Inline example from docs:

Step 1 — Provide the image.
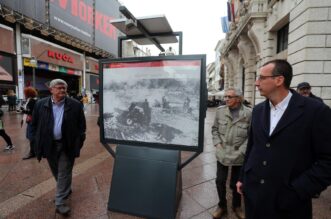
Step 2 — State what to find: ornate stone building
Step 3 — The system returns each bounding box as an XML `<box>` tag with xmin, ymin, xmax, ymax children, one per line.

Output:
<box><xmin>219</xmin><ymin>0</ymin><xmax>331</xmax><ymax>106</ymax></box>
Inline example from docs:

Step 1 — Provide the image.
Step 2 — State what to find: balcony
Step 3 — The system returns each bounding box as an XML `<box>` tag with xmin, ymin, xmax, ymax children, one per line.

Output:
<box><xmin>221</xmin><ymin>0</ymin><xmax>268</xmax><ymax>55</ymax></box>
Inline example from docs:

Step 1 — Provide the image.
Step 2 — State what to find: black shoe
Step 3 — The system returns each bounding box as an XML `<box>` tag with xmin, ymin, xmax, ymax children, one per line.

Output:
<box><xmin>22</xmin><ymin>153</ymin><xmax>36</xmax><ymax>160</ymax></box>
<box><xmin>56</xmin><ymin>204</ymin><xmax>70</xmax><ymax>215</ymax></box>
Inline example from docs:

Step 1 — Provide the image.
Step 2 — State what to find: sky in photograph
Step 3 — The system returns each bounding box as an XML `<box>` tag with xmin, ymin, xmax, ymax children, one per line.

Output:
<box><xmin>119</xmin><ymin>0</ymin><xmax>227</xmax><ymax>64</ymax></box>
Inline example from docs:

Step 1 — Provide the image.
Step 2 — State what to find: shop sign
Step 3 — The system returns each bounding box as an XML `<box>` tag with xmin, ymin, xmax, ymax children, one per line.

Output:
<box><xmin>59</xmin><ymin>66</ymin><xmax>67</xmax><ymax>73</ymax></box>
<box><xmin>66</xmin><ymin>68</ymin><xmax>82</xmax><ymax>76</ymax></box>
<box><xmin>23</xmin><ymin>58</ymin><xmax>37</xmax><ymax>67</ymax></box>
<box><xmin>47</xmin><ymin>50</ymin><xmax>74</xmax><ymax>63</ymax></box>
<box><xmin>38</xmin><ymin>62</ymin><xmax>49</xmax><ymax>70</ymax></box>
<box><xmin>49</xmin><ymin>63</ymin><xmax>59</xmax><ymax>71</ymax></box>
<box><xmin>74</xmin><ymin>70</ymin><xmax>82</xmax><ymax>76</ymax></box>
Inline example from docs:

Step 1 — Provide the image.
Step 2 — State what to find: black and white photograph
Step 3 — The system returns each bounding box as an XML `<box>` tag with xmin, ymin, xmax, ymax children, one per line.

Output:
<box><xmin>101</xmin><ymin>58</ymin><xmax>204</xmax><ymax>148</ymax></box>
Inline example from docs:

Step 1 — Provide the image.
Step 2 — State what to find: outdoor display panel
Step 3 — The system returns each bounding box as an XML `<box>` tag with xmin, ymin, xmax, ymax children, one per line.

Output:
<box><xmin>100</xmin><ymin>55</ymin><xmax>206</xmax><ymax>152</ymax></box>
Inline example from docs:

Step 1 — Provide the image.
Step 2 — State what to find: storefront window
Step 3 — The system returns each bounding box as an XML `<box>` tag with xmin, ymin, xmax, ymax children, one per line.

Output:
<box><xmin>0</xmin><ymin>54</ymin><xmax>14</xmax><ymax>82</ymax></box>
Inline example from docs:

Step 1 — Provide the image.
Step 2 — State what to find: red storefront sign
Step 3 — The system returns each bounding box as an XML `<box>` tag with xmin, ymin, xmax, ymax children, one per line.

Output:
<box><xmin>48</xmin><ymin>50</ymin><xmax>74</xmax><ymax>63</ymax></box>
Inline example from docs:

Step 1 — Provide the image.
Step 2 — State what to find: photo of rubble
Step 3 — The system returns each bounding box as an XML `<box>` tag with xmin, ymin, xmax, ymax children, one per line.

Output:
<box><xmin>102</xmin><ymin>62</ymin><xmax>201</xmax><ymax>147</ymax></box>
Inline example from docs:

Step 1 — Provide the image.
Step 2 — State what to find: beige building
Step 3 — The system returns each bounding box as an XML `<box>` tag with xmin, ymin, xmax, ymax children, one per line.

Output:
<box><xmin>122</xmin><ymin>40</ymin><xmax>151</xmax><ymax>57</ymax></box>
<box><xmin>218</xmin><ymin>0</ymin><xmax>331</xmax><ymax>106</ymax></box>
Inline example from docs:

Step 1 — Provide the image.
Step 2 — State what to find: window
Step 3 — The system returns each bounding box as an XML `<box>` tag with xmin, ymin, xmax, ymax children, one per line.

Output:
<box><xmin>277</xmin><ymin>23</ymin><xmax>289</xmax><ymax>53</ymax></box>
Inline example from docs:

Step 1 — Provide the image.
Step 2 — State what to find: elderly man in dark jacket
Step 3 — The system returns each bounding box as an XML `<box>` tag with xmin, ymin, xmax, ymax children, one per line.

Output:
<box><xmin>296</xmin><ymin>82</ymin><xmax>324</xmax><ymax>103</ymax></box>
<box><xmin>31</xmin><ymin>79</ymin><xmax>86</xmax><ymax>216</ymax></box>
<box><xmin>236</xmin><ymin>60</ymin><xmax>331</xmax><ymax>219</ymax></box>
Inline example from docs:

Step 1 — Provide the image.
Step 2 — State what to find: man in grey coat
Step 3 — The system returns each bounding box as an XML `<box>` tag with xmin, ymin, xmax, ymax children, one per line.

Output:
<box><xmin>212</xmin><ymin>88</ymin><xmax>252</xmax><ymax>219</ymax></box>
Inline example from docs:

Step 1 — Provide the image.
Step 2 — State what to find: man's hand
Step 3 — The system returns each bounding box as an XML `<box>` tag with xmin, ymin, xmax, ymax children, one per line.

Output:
<box><xmin>236</xmin><ymin>181</ymin><xmax>243</xmax><ymax>195</ymax></box>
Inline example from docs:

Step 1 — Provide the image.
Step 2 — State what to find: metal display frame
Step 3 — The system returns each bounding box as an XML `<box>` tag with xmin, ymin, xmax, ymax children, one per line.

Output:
<box><xmin>99</xmin><ymin>55</ymin><xmax>206</xmax><ymax>153</ymax></box>
<box><xmin>101</xmin><ymin>6</ymin><xmax>207</xmax><ymax>219</ymax></box>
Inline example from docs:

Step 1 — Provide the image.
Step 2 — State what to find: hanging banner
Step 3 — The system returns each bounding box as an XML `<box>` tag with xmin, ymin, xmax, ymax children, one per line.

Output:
<box><xmin>49</xmin><ymin>0</ymin><xmax>94</xmax><ymax>44</ymax></box>
<box><xmin>94</xmin><ymin>0</ymin><xmax>121</xmax><ymax>56</ymax></box>
<box><xmin>0</xmin><ymin>0</ymin><xmax>46</xmax><ymax>23</ymax></box>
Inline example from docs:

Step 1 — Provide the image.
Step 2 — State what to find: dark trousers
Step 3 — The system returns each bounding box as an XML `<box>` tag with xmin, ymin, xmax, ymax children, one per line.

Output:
<box><xmin>47</xmin><ymin>141</ymin><xmax>75</xmax><ymax>206</ymax></box>
<box><xmin>26</xmin><ymin>123</ymin><xmax>35</xmax><ymax>155</ymax></box>
<box><xmin>8</xmin><ymin>104</ymin><xmax>16</xmax><ymax>112</ymax></box>
<box><xmin>216</xmin><ymin>161</ymin><xmax>242</xmax><ymax>209</ymax></box>
<box><xmin>0</xmin><ymin>129</ymin><xmax>13</xmax><ymax>146</ymax></box>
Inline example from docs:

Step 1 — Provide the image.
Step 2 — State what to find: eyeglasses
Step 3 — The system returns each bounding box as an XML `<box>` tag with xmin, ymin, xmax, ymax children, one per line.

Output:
<box><xmin>53</xmin><ymin>86</ymin><xmax>67</xmax><ymax>90</ymax></box>
<box><xmin>224</xmin><ymin>95</ymin><xmax>238</xmax><ymax>99</ymax></box>
<box><xmin>256</xmin><ymin>74</ymin><xmax>282</xmax><ymax>81</ymax></box>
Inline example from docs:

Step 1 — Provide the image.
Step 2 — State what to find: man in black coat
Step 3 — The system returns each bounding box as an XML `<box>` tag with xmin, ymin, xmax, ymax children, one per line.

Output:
<box><xmin>31</xmin><ymin>79</ymin><xmax>86</xmax><ymax>216</ymax></box>
<box><xmin>296</xmin><ymin>81</ymin><xmax>324</xmax><ymax>103</ymax></box>
<box><xmin>236</xmin><ymin>60</ymin><xmax>331</xmax><ymax>219</ymax></box>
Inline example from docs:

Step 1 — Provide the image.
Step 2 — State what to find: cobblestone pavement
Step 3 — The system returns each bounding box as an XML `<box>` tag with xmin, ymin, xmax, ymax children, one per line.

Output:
<box><xmin>0</xmin><ymin>104</ymin><xmax>330</xmax><ymax>219</ymax></box>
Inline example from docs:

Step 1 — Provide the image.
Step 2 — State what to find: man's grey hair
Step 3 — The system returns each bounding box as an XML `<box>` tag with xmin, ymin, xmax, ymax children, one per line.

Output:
<box><xmin>226</xmin><ymin>88</ymin><xmax>243</xmax><ymax>97</ymax></box>
<box><xmin>49</xmin><ymin>79</ymin><xmax>67</xmax><ymax>88</ymax></box>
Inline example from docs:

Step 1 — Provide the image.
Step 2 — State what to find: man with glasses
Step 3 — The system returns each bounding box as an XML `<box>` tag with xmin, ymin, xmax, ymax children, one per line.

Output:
<box><xmin>236</xmin><ymin>59</ymin><xmax>331</xmax><ymax>219</ymax></box>
<box><xmin>31</xmin><ymin>79</ymin><xmax>86</xmax><ymax>216</ymax></box>
<box><xmin>212</xmin><ymin>88</ymin><xmax>252</xmax><ymax>219</ymax></box>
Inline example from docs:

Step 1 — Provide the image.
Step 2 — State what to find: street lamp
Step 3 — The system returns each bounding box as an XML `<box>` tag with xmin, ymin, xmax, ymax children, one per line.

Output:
<box><xmin>29</xmin><ymin>57</ymin><xmax>37</xmax><ymax>87</ymax></box>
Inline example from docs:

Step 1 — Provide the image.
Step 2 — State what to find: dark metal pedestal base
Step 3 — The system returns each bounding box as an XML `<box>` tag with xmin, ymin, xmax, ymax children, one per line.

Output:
<box><xmin>108</xmin><ymin>145</ymin><xmax>182</xmax><ymax>219</ymax></box>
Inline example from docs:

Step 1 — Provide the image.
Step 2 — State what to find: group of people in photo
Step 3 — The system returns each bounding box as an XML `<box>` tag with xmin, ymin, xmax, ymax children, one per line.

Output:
<box><xmin>211</xmin><ymin>59</ymin><xmax>330</xmax><ymax>219</ymax></box>
<box><xmin>1</xmin><ymin>59</ymin><xmax>331</xmax><ymax>218</ymax></box>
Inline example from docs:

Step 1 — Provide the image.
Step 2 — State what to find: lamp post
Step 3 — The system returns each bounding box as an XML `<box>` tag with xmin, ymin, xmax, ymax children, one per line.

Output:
<box><xmin>29</xmin><ymin>57</ymin><xmax>37</xmax><ymax>87</ymax></box>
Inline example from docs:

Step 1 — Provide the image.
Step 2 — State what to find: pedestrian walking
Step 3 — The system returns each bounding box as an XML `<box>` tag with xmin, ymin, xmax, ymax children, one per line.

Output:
<box><xmin>296</xmin><ymin>82</ymin><xmax>324</xmax><ymax>103</ymax></box>
<box><xmin>81</xmin><ymin>94</ymin><xmax>89</xmax><ymax>112</ymax></box>
<box><xmin>0</xmin><ymin>94</ymin><xmax>5</xmax><ymax>108</ymax></box>
<box><xmin>211</xmin><ymin>88</ymin><xmax>252</xmax><ymax>219</ymax></box>
<box><xmin>31</xmin><ymin>79</ymin><xmax>86</xmax><ymax>216</ymax></box>
<box><xmin>236</xmin><ymin>59</ymin><xmax>331</xmax><ymax>219</ymax></box>
<box><xmin>0</xmin><ymin>108</ymin><xmax>14</xmax><ymax>151</ymax></box>
<box><xmin>296</xmin><ymin>81</ymin><xmax>325</xmax><ymax>199</ymax></box>
<box><xmin>21</xmin><ymin>87</ymin><xmax>38</xmax><ymax>160</ymax></box>
<box><xmin>7</xmin><ymin>90</ymin><xmax>17</xmax><ymax>112</ymax></box>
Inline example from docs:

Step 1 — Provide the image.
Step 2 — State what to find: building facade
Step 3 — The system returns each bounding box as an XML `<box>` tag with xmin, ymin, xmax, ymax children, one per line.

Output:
<box><xmin>0</xmin><ymin>0</ymin><xmax>148</xmax><ymax>100</ymax></box>
<box><xmin>219</xmin><ymin>0</ymin><xmax>331</xmax><ymax>106</ymax></box>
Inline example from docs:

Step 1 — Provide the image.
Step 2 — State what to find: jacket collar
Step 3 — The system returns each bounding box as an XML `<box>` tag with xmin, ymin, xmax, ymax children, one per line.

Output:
<box><xmin>262</xmin><ymin>90</ymin><xmax>305</xmax><ymax>137</ymax></box>
<box><xmin>225</xmin><ymin>104</ymin><xmax>249</xmax><ymax>123</ymax></box>
<box><xmin>44</xmin><ymin>96</ymin><xmax>72</xmax><ymax>112</ymax></box>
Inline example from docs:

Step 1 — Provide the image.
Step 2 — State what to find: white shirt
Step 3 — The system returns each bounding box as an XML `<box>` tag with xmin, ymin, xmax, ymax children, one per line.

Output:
<box><xmin>51</xmin><ymin>97</ymin><xmax>65</xmax><ymax>140</ymax></box>
<box><xmin>269</xmin><ymin>91</ymin><xmax>292</xmax><ymax>135</ymax></box>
